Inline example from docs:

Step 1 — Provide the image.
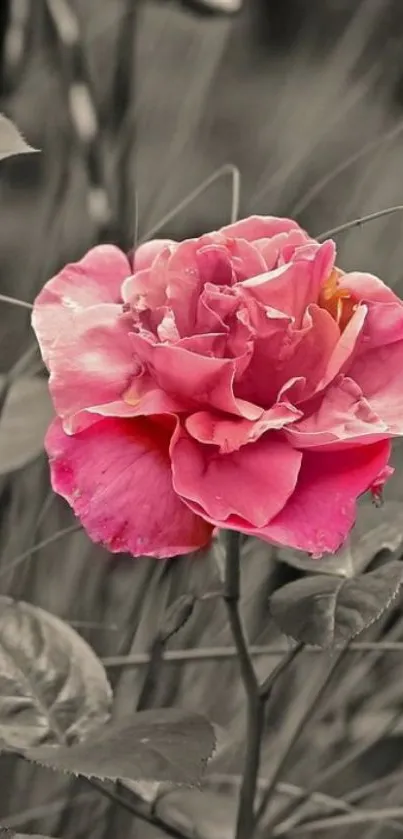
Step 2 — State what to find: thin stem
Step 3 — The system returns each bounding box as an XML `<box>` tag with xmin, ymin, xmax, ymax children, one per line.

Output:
<box><xmin>288</xmin><ymin>807</ymin><xmax>403</xmax><ymax>834</ymax></box>
<box><xmin>136</xmin><ymin>635</ymin><xmax>165</xmax><ymax>711</ymax></box>
<box><xmin>223</xmin><ymin>530</ymin><xmax>261</xmax><ymax>839</ymax></box>
<box><xmin>140</xmin><ymin>163</ymin><xmax>241</xmax><ymax>243</ymax></box>
<box><xmin>346</xmin><ymin>769</ymin><xmax>403</xmax><ymax>806</ymax></box>
<box><xmin>270</xmin><ymin>775</ymin><xmax>403</xmax><ymax>837</ymax></box>
<box><xmin>0</xmin><ymin>523</ymin><xmax>82</xmax><ymax>580</ymax></box>
<box><xmin>86</xmin><ymin>778</ymin><xmax>191</xmax><ymax>839</ymax></box>
<box><xmin>110</xmin><ymin>0</ymin><xmax>139</xmax><ymax>251</ymax></box>
<box><xmin>257</xmin><ymin>649</ymin><xmax>347</xmax><ymax>827</ymax></box>
<box><xmin>46</xmin><ymin>0</ymin><xmax>111</xmax><ymax>240</ymax></box>
<box><xmin>271</xmin><ymin>701</ymin><xmax>403</xmax><ymax>836</ymax></box>
<box><xmin>0</xmin><ymin>293</ymin><xmax>32</xmax><ymax>310</ymax></box>
<box><xmin>291</xmin><ymin>117</ymin><xmax>403</xmax><ymax>217</ymax></box>
<box><xmin>259</xmin><ymin>644</ymin><xmax>302</xmax><ymax>701</ymax></box>
<box><xmin>102</xmin><ymin>640</ymin><xmax>403</xmax><ymax>668</ymax></box>
<box><xmin>316</xmin><ymin>205</ymin><xmax>403</xmax><ymax>242</ymax></box>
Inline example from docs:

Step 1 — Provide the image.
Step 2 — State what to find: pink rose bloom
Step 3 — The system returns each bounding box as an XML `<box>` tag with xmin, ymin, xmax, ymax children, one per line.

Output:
<box><xmin>32</xmin><ymin>216</ymin><xmax>403</xmax><ymax>558</ymax></box>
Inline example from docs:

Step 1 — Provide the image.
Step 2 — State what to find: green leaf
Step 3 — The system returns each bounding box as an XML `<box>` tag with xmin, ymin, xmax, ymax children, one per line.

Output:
<box><xmin>269</xmin><ymin>560</ymin><xmax>403</xmax><ymax>648</ymax></box>
<box><xmin>275</xmin><ymin>501</ymin><xmax>403</xmax><ymax>578</ymax></box>
<box><xmin>0</xmin><ymin>377</ymin><xmax>54</xmax><ymax>475</ymax></box>
<box><xmin>27</xmin><ymin>707</ymin><xmax>216</xmax><ymax>784</ymax></box>
<box><xmin>160</xmin><ymin>594</ymin><xmax>196</xmax><ymax>642</ymax></box>
<box><xmin>0</xmin><ymin>114</ymin><xmax>38</xmax><ymax>161</ymax></box>
<box><xmin>0</xmin><ymin>597</ymin><xmax>112</xmax><ymax>749</ymax></box>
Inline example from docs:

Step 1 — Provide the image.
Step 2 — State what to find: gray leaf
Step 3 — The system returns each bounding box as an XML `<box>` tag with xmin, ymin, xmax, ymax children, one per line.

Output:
<box><xmin>0</xmin><ymin>114</ymin><xmax>38</xmax><ymax>161</ymax></box>
<box><xmin>0</xmin><ymin>597</ymin><xmax>112</xmax><ymax>749</ymax></box>
<box><xmin>269</xmin><ymin>560</ymin><xmax>403</xmax><ymax>647</ymax></box>
<box><xmin>28</xmin><ymin>707</ymin><xmax>216</xmax><ymax>785</ymax></box>
<box><xmin>0</xmin><ymin>377</ymin><xmax>54</xmax><ymax>475</ymax></box>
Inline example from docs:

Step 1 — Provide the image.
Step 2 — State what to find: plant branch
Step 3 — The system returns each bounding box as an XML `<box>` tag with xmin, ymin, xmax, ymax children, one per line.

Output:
<box><xmin>86</xmin><ymin>777</ymin><xmax>192</xmax><ymax>839</ymax></box>
<box><xmin>291</xmin><ymin>117</ymin><xmax>403</xmax><ymax>217</ymax></box>
<box><xmin>101</xmin><ymin>639</ymin><xmax>403</xmax><ymax>668</ymax></box>
<box><xmin>140</xmin><ymin>163</ymin><xmax>241</xmax><ymax>243</ymax></box>
<box><xmin>287</xmin><ymin>806</ymin><xmax>403</xmax><ymax>835</ymax></box>
<box><xmin>0</xmin><ymin>293</ymin><xmax>33</xmax><ymax>310</ymax></box>
<box><xmin>222</xmin><ymin>532</ymin><xmax>300</xmax><ymax>837</ymax></box>
<box><xmin>259</xmin><ymin>643</ymin><xmax>303</xmax><ymax>701</ymax></box>
<box><xmin>257</xmin><ymin>648</ymin><xmax>348</xmax><ymax>828</ymax></box>
<box><xmin>109</xmin><ymin>0</ymin><xmax>139</xmax><ymax>251</ymax></box>
<box><xmin>316</xmin><ymin>205</ymin><xmax>403</xmax><ymax>242</ymax></box>
<box><xmin>223</xmin><ymin>530</ymin><xmax>261</xmax><ymax>839</ymax></box>
<box><xmin>136</xmin><ymin>634</ymin><xmax>166</xmax><ymax>711</ymax></box>
<box><xmin>270</xmin><ymin>689</ymin><xmax>403</xmax><ymax>836</ymax></box>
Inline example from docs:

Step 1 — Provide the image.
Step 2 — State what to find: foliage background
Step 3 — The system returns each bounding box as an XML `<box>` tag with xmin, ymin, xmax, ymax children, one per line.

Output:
<box><xmin>2</xmin><ymin>0</ymin><xmax>403</xmax><ymax>837</ymax></box>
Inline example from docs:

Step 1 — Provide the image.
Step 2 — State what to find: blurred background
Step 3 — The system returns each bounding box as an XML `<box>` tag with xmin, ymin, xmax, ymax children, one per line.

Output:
<box><xmin>2</xmin><ymin>1</ymin><xmax>403</xmax><ymax>837</ymax></box>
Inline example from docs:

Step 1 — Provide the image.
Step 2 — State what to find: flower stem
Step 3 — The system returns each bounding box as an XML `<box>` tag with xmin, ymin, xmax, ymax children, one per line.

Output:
<box><xmin>223</xmin><ymin>530</ymin><xmax>263</xmax><ymax>839</ymax></box>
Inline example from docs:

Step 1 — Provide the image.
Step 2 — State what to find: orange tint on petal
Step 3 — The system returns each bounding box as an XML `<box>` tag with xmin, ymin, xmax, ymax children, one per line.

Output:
<box><xmin>319</xmin><ymin>267</ymin><xmax>357</xmax><ymax>331</ymax></box>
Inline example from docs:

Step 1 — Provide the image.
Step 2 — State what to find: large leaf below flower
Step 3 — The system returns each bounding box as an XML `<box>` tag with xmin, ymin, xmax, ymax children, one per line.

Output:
<box><xmin>27</xmin><ymin>708</ymin><xmax>216</xmax><ymax>784</ymax></box>
<box><xmin>269</xmin><ymin>560</ymin><xmax>403</xmax><ymax>647</ymax></box>
<box><xmin>0</xmin><ymin>597</ymin><xmax>112</xmax><ymax>749</ymax></box>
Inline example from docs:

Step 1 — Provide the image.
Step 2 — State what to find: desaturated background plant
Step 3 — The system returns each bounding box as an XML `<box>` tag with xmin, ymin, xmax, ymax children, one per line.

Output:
<box><xmin>3</xmin><ymin>1</ymin><xmax>403</xmax><ymax>839</ymax></box>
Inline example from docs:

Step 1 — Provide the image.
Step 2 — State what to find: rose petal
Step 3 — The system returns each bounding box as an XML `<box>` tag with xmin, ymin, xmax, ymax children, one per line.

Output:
<box><xmin>277</xmin><ymin>305</ymin><xmax>340</xmax><ymax>403</ymax></box>
<box><xmin>338</xmin><ymin>272</ymin><xmax>403</xmax><ymax>353</ymax></box>
<box><xmin>133</xmin><ymin>239</ymin><xmax>175</xmax><ymax>271</ymax></box>
<box><xmin>46</xmin><ymin>417</ymin><xmax>213</xmax><ymax>558</ymax></box>
<box><xmin>370</xmin><ymin>464</ymin><xmax>394</xmax><ymax>504</ymax></box>
<box><xmin>286</xmin><ymin>376</ymin><xmax>390</xmax><ymax>449</ymax></box>
<box><xmin>235</xmin><ymin>303</ymin><xmax>339</xmax><ymax>408</ymax></box>
<box><xmin>122</xmin><ymin>245</ymin><xmax>173</xmax><ymax>313</ymax></box>
<box><xmin>33</xmin><ymin>245</ymin><xmax>130</xmax><ymax>312</ymax></box>
<box><xmin>318</xmin><ymin>304</ymin><xmax>367</xmax><ymax>390</ymax></box>
<box><xmin>33</xmin><ymin>303</ymin><xmax>134</xmax><ymax>419</ymax></box>
<box><xmin>195</xmin><ymin>283</ymin><xmax>239</xmax><ymax>335</ymax></box>
<box><xmin>340</xmin><ymin>271</ymin><xmax>401</xmax><ymax>305</ymax></box>
<box><xmin>219</xmin><ymin>215</ymin><xmax>303</xmax><ymax>241</ymax></box>
<box><xmin>185</xmin><ymin>403</ymin><xmax>302</xmax><ymax>453</ymax></box>
<box><xmin>259</xmin><ymin>440</ymin><xmax>392</xmax><ymax>555</ymax></box>
<box><xmin>218</xmin><ymin>238</ymin><xmax>267</xmax><ymax>281</ymax></box>
<box><xmin>239</xmin><ymin>240</ymin><xmax>335</xmax><ymax>326</ymax></box>
<box><xmin>171</xmin><ymin>428</ymin><xmax>302</xmax><ymax>527</ymax></box>
<box><xmin>349</xmin><ymin>339</ymin><xmax>403</xmax><ymax>434</ymax></box>
<box><xmin>66</xmin><ymin>385</ymin><xmax>186</xmax><ymax>434</ymax></box>
<box><xmin>359</xmin><ymin>300</ymin><xmax>403</xmax><ymax>351</ymax></box>
<box><xmin>130</xmin><ymin>332</ymin><xmax>261</xmax><ymax>419</ymax></box>
<box><xmin>32</xmin><ymin>246</ymin><xmax>135</xmax><ymax>418</ymax></box>
<box><xmin>254</xmin><ymin>229</ymin><xmax>312</xmax><ymax>271</ymax></box>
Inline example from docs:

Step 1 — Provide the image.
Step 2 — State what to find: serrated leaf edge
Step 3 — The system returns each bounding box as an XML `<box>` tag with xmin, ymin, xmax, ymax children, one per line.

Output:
<box><xmin>269</xmin><ymin>563</ymin><xmax>403</xmax><ymax>649</ymax></box>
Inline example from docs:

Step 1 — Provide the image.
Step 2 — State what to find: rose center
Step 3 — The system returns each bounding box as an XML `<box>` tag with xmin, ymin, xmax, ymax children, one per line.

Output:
<box><xmin>319</xmin><ymin>267</ymin><xmax>357</xmax><ymax>331</ymax></box>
